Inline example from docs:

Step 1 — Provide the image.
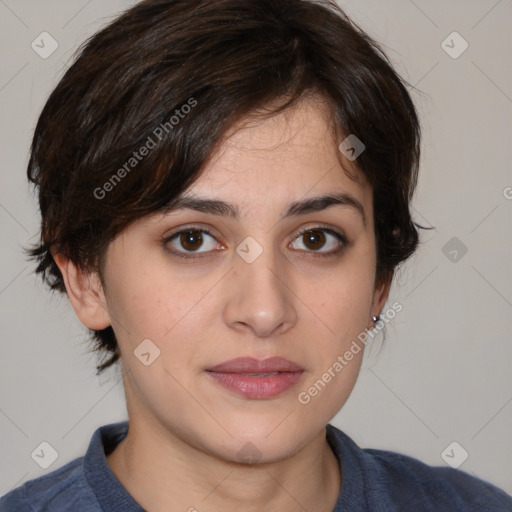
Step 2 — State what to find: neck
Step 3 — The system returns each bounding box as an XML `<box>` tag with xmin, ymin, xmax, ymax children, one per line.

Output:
<box><xmin>107</xmin><ymin>412</ymin><xmax>341</xmax><ymax>512</ymax></box>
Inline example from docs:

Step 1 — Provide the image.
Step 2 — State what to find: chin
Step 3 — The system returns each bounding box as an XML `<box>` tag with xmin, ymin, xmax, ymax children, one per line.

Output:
<box><xmin>212</xmin><ymin>414</ymin><xmax>319</xmax><ymax>462</ymax></box>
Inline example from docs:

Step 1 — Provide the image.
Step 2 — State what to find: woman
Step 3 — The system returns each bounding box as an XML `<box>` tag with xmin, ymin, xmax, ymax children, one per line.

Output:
<box><xmin>1</xmin><ymin>0</ymin><xmax>511</xmax><ymax>510</ymax></box>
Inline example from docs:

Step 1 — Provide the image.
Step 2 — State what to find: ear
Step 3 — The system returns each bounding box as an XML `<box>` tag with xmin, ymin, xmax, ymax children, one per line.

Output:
<box><xmin>52</xmin><ymin>252</ymin><xmax>111</xmax><ymax>331</ymax></box>
<box><xmin>371</xmin><ymin>273</ymin><xmax>392</xmax><ymax>321</ymax></box>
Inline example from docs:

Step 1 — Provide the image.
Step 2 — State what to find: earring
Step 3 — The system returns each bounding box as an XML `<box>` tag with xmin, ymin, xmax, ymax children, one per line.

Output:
<box><xmin>371</xmin><ymin>315</ymin><xmax>380</xmax><ymax>324</ymax></box>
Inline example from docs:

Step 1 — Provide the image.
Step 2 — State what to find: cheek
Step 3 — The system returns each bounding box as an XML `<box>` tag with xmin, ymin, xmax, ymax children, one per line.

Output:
<box><xmin>305</xmin><ymin>279</ymin><xmax>371</xmax><ymax>377</ymax></box>
<box><xmin>105</xmin><ymin>258</ymin><xmax>222</xmax><ymax>357</ymax></box>
<box><xmin>295</xmin><ymin>244</ymin><xmax>375</xmax><ymax>399</ymax></box>
<box><xmin>302</xmin><ymin>249</ymin><xmax>376</xmax><ymax>339</ymax></box>
<box><xmin>295</xmin><ymin>270</ymin><xmax>372</xmax><ymax>415</ymax></box>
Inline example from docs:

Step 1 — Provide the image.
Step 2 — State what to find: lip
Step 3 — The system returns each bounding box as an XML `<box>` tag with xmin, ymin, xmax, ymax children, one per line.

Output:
<box><xmin>205</xmin><ymin>357</ymin><xmax>305</xmax><ymax>399</ymax></box>
<box><xmin>207</xmin><ymin>356</ymin><xmax>304</xmax><ymax>373</ymax></box>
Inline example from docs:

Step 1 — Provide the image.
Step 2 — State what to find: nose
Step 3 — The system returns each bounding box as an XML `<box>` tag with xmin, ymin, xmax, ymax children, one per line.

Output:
<box><xmin>222</xmin><ymin>240</ymin><xmax>298</xmax><ymax>339</ymax></box>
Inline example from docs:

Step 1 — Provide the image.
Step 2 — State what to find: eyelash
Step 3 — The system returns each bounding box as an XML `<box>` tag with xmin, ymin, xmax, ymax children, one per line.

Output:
<box><xmin>162</xmin><ymin>225</ymin><xmax>349</xmax><ymax>260</ymax></box>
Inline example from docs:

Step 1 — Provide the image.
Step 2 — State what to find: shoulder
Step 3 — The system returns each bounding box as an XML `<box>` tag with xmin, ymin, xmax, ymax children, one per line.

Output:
<box><xmin>1</xmin><ymin>421</ymin><xmax>131</xmax><ymax>512</ymax></box>
<box><xmin>326</xmin><ymin>424</ymin><xmax>512</xmax><ymax>511</ymax></box>
<box><xmin>366</xmin><ymin>447</ymin><xmax>512</xmax><ymax>511</ymax></box>
<box><xmin>0</xmin><ymin>456</ymin><xmax>101</xmax><ymax>512</ymax></box>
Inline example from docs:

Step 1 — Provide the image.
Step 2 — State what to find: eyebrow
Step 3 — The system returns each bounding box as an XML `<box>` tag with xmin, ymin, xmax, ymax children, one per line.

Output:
<box><xmin>164</xmin><ymin>192</ymin><xmax>366</xmax><ymax>225</ymax></box>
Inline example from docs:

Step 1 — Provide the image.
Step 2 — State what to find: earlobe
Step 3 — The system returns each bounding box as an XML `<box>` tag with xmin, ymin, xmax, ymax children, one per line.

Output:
<box><xmin>53</xmin><ymin>252</ymin><xmax>111</xmax><ymax>331</ymax></box>
<box><xmin>371</xmin><ymin>276</ymin><xmax>392</xmax><ymax>322</ymax></box>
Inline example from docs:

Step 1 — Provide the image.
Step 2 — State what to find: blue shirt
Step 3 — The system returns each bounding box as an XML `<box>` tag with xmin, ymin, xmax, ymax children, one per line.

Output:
<box><xmin>1</xmin><ymin>421</ymin><xmax>511</xmax><ymax>511</ymax></box>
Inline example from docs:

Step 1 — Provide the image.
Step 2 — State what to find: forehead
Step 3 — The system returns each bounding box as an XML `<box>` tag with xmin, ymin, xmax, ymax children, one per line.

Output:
<box><xmin>179</xmin><ymin>97</ymin><xmax>372</xmax><ymax>217</ymax></box>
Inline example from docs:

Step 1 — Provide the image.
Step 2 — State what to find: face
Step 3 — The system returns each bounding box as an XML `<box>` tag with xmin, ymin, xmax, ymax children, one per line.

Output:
<box><xmin>77</xmin><ymin>97</ymin><xmax>389</xmax><ymax>463</ymax></box>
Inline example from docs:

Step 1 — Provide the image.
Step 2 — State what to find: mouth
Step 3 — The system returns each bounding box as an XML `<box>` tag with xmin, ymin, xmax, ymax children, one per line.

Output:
<box><xmin>205</xmin><ymin>357</ymin><xmax>304</xmax><ymax>399</ymax></box>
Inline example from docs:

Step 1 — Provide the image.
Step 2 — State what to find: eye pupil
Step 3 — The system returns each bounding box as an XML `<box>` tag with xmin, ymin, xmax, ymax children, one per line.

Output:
<box><xmin>303</xmin><ymin>229</ymin><xmax>326</xmax><ymax>250</ymax></box>
<box><xmin>181</xmin><ymin>230</ymin><xmax>203</xmax><ymax>251</ymax></box>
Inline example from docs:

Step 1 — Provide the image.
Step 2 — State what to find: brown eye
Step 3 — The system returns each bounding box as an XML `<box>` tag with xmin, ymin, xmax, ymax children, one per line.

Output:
<box><xmin>164</xmin><ymin>228</ymin><xmax>221</xmax><ymax>258</ymax></box>
<box><xmin>290</xmin><ymin>227</ymin><xmax>348</xmax><ymax>256</ymax></box>
<box><xmin>302</xmin><ymin>229</ymin><xmax>327</xmax><ymax>251</ymax></box>
<box><xmin>179</xmin><ymin>230</ymin><xmax>204</xmax><ymax>251</ymax></box>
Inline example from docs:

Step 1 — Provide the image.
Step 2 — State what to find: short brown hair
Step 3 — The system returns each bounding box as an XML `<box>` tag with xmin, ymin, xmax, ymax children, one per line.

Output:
<box><xmin>27</xmin><ymin>0</ymin><xmax>422</xmax><ymax>373</ymax></box>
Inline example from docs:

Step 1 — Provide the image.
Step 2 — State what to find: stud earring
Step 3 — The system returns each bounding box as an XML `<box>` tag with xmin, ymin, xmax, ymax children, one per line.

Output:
<box><xmin>371</xmin><ymin>315</ymin><xmax>380</xmax><ymax>324</ymax></box>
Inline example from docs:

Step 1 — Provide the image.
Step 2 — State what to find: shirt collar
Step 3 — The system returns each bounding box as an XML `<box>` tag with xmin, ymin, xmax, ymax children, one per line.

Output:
<box><xmin>83</xmin><ymin>420</ymin><xmax>362</xmax><ymax>512</ymax></box>
<box><xmin>84</xmin><ymin>421</ymin><xmax>145</xmax><ymax>512</ymax></box>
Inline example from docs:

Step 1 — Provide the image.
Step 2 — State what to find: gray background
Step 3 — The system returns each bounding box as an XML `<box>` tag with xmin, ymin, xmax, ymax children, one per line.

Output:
<box><xmin>1</xmin><ymin>0</ymin><xmax>511</xmax><ymax>498</ymax></box>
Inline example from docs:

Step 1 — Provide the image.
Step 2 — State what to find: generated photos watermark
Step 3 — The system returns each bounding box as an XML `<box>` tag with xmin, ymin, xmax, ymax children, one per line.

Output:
<box><xmin>93</xmin><ymin>97</ymin><xmax>198</xmax><ymax>200</ymax></box>
<box><xmin>298</xmin><ymin>301</ymin><xmax>402</xmax><ymax>405</ymax></box>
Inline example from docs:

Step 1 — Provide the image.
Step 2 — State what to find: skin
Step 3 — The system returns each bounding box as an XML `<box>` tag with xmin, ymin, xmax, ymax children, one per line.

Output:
<box><xmin>55</xmin><ymin>95</ymin><xmax>391</xmax><ymax>512</ymax></box>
